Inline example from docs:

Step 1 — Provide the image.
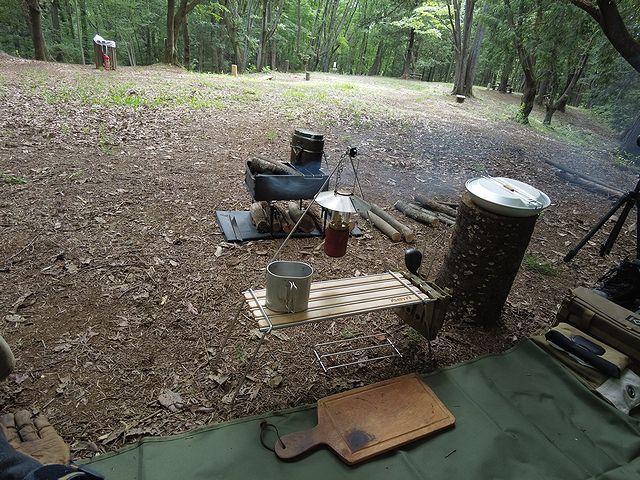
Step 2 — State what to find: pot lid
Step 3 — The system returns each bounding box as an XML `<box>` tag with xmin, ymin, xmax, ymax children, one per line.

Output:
<box><xmin>315</xmin><ymin>190</ymin><xmax>356</xmax><ymax>213</ymax></box>
<box><xmin>294</xmin><ymin>128</ymin><xmax>324</xmax><ymax>140</ymax></box>
<box><xmin>465</xmin><ymin>176</ymin><xmax>551</xmax><ymax>212</ymax></box>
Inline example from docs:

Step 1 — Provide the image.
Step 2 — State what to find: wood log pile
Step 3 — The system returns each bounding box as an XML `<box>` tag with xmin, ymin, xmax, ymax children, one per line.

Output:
<box><xmin>249</xmin><ymin>201</ymin><xmax>321</xmax><ymax>233</ymax></box>
<box><xmin>392</xmin><ymin>195</ymin><xmax>458</xmax><ymax>227</ymax></box>
<box><xmin>351</xmin><ymin>197</ymin><xmax>415</xmax><ymax>243</ymax></box>
<box><xmin>248</xmin><ymin>157</ymin><xmax>301</xmax><ymax>176</ymax></box>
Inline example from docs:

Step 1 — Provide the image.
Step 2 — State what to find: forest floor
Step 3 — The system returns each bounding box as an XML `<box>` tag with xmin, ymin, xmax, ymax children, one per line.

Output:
<box><xmin>1</xmin><ymin>54</ymin><xmax>638</xmax><ymax>458</ymax></box>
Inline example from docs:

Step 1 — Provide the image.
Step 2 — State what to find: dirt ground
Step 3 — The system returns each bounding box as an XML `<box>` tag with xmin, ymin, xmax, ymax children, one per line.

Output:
<box><xmin>0</xmin><ymin>55</ymin><xmax>638</xmax><ymax>458</ymax></box>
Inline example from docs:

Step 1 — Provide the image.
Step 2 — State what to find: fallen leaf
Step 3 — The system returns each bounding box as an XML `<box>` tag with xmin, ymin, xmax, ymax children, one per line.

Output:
<box><xmin>169</xmin><ymin>260</ymin><xmax>179</xmax><ymax>267</ymax></box>
<box><xmin>158</xmin><ymin>389</ymin><xmax>184</xmax><ymax>412</ymax></box>
<box><xmin>65</xmin><ymin>262</ymin><xmax>79</xmax><ymax>274</ymax></box>
<box><xmin>4</xmin><ymin>314</ymin><xmax>25</xmax><ymax>323</ymax></box>
<box><xmin>210</xmin><ymin>374</ymin><xmax>229</xmax><ymax>386</ymax></box>
<box><xmin>272</xmin><ymin>331</ymin><xmax>289</xmax><ymax>341</ymax></box>
<box><xmin>11</xmin><ymin>291</ymin><xmax>35</xmax><ymax>313</ymax></box>
<box><xmin>268</xmin><ymin>375</ymin><xmax>283</xmax><ymax>388</ymax></box>
<box><xmin>214</xmin><ymin>246</ymin><xmax>223</xmax><ymax>258</ymax></box>
<box><xmin>186</xmin><ymin>301</ymin><xmax>199</xmax><ymax>315</ymax></box>
<box><xmin>94</xmin><ymin>216</ymin><xmax>107</xmax><ymax>224</ymax></box>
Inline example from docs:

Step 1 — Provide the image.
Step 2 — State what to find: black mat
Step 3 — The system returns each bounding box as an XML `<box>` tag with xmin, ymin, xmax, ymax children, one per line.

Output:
<box><xmin>216</xmin><ymin>210</ymin><xmax>362</xmax><ymax>242</ymax></box>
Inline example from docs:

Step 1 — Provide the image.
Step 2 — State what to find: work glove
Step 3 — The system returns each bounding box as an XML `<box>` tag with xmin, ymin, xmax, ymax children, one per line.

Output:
<box><xmin>0</xmin><ymin>410</ymin><xmax>70</xmax><ymax>466</ymax></box>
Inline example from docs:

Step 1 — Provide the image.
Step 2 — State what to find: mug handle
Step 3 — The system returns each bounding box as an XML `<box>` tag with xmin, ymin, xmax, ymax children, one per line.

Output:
<box><xmin>285</xmin><ymin>281</ymin><xmax>298</xmax><ymax>313</ymax></box>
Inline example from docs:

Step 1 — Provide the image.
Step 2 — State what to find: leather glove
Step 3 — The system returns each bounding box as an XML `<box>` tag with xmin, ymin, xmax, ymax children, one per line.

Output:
<box><xmin>0</xmin><ymin>410</ymin><xmax>70</xmax><ymax>465</ymax></box>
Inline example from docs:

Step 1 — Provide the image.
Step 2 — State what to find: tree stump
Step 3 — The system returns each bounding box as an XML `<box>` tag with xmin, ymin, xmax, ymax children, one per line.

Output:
<box><xmin>435</xmin><ymin>192</ymin><xmax>538</xmax><ymax>325</ymax></box>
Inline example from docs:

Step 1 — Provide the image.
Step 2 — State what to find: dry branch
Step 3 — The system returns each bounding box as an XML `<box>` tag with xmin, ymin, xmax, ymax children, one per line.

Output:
<box><xmin>394</xmin><ymin>201</ymin><xmax>440</xmax><ymax>226</ymax></box>
<box><xmin>414</xmin><ymin>194</ymin><xmax>458</xmax><ymax>218</ymax></box>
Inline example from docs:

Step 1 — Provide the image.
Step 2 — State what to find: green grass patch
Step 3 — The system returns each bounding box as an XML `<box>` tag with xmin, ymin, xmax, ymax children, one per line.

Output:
<box><xmin>522</xmin><ymin>253</ymin><xmax>559</xmax><ymax>277</ymax></box>
<box><xmin>2</xmin><ymin>173</ymin><xmax>27</xmax><ymax>185</ymax></box>
<box><xmin>265</xmin><ymin>129</ymin><xmax>278</xmax><ymax>142</ymax></box>
<box><xmin>528</xmin><ymin>118</ymin><xmax>592</xmax><ymax>147</ymax></box>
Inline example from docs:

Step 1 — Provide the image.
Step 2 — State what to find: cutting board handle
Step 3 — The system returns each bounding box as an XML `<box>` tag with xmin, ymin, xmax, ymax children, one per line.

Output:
<box><xmin>274</xmin><ymin>426</ymin><xmax>324</xmax><ymax>460</ymax></box>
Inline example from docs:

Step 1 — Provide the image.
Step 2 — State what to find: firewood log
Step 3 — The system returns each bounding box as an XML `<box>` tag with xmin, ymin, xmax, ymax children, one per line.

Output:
<box><xmin>250</xmin><ymin>203</ymin><xmax>270</xmax><ymax>233</ymax></box>
<box><xmin>273</xmin><ymin>204</ymin><xmax>295</xmax><ymax>233</ymax></box>
<box><xmin>369</xmin><ymin>203</ymin><xmax>416</xmax><ymax>243</ymax></box>
<box><xmin>410</xmin><ymin>203</ymin><xmax>456</xmax><ymax>226</ymax></box>
<box><xmin>263</xmin><ymin>204</ymin><xmax>282</xmax><ymax>232</ymax></box>
<box><xmin>307</xmin><ymin>204</ymin><xmax>325</xmax><ymax>231</ymax></box>
<box><xmin>369</xmin><ymin>211</ymin><xmax>401</xmax><ymax>242</ymax></box>
<box><xmin>394</xmin><ymin>201</ymin><xmax>439</xmax><ymax>226</ymax></box>
<box><xmin>288</xmin><ymin>201</ymin><xmax>316</xmax><ymax>233</ymax></box>
<box><xmin>248</xmin><ymin>157</ymin><xmax>301</xmax><ymax>176</ymax></box>
<box><xmin>414</xmin><ymin>194</ymin><xmax>458</xmax><ymax>218</ymax></box>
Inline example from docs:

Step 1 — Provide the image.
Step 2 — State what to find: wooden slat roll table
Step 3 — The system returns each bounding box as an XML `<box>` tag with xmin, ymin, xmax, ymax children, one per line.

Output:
<box><xmin>216</xmin><ymin>271</ymin><xmax>433</xmax><ymax>403</ymax></box>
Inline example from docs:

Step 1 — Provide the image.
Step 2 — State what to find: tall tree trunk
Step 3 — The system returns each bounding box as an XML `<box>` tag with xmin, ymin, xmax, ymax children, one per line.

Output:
<box><xmin>51</xmin><ymin>0</ymin><xmax>63</xmax><ymax>61</ymax></box>
<box><xmin>367</xmin><ymin>40</ymin><xmax>384</xmax><ymax>76</ymax></box>
<box><xmin>544</xmin><ymin>48</ymin><xmax>590</xmax><ymax>125</ymax></box>
<box><xmin>401</xmin><ymin>28</ymin><xmax>416</xmax><ymax>79</ymax></box>
<box><xmin>241</xmin><ymin>0</ymin><xmax>254</xmax><ymax>72</ymax></box>
<box><xmin>295</xmin><ymin>0</ymin><xmax>301</xmax><ymax>61</ymax></box>
<box><xmin>463</xmin><ymin>22</ymin><xmax>485</xmax><ymax>96</ymax></box>
<box><xmin>271</xmin><ymin>37</ymin><xmax>277</xmax><ymax>70</ymax></box>
<box><xmin>504</xmin><ymin>0</ymin><xmax>537</xmax><ymax>123</ymax></box>
<box><xmin>79</xmin><ymin>0</ymin><xmax>89</xmax><ymax>64</ymax></box>
<box><xmin>74</xmin><ymin>0</ymin><xmax>85</xmax><ymax>65</ymax></box>
<box><xmin>183</xmin><ymin>17</ymin><xmax>190</xmax><ymax>69</ymax></box>
<box><xmin>24</xmin><ymin>0</ymin><xmax>47</xmax><ymax>60</ymax></box>
<box><xmin>497</xmin><ymin>55</ymin><xmax>513</xmax><ymax>92</ymax></box>
<box><xmin>621</xmin><ymin>114</ymin><xmax>640</xmax><ymax>155</ymax></box>
<box><xmin>451</xmin><ymin>0</ymin><xmax>476</xmax><ymax>95</ymax></box>
<box><xmin>164</xmin><ymin>0</ymin><xmax>175</xmax><ymax>64</ymax></box>
<box><xmin>535</xmin><ymin>76</ymin><xmax>549</xmax><ymax>105</ymax></box>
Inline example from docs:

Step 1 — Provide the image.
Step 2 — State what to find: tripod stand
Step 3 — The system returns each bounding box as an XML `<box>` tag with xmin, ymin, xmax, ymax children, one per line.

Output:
<box><xmin>564</xmin><ymin>176</ymin><xmax>640</xmax><ymax>262</ymax></box>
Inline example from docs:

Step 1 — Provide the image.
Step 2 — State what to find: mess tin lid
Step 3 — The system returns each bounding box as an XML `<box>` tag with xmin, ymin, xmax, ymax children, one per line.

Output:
<box><xmin>465</xmin><ymin>177</ymin><xmax>551</xmax><ymax>216</ymax></box>
<box><xmin>294</xmin><ymin>128</ymin><xmax>324</xmax><ymax>140</ymax></box>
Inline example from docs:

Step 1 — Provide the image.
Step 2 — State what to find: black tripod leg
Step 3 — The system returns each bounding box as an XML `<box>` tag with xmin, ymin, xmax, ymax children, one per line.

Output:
<box><xmin>564</xmin><ymin>194</ymin><xmax>629</xmax><ymax>262</ymax></box>
<box><xmin>600</xmin><ymin>198</ymin><xmax>636</xmax><ymax>256</ymax></box>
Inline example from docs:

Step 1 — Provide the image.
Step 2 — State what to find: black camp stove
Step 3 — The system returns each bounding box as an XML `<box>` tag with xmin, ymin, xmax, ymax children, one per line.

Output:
<box><xmin>245</xmin><ymin>129</ymin><xmax>329</xmax><ymax>202</ymax></box>
<box><xmin>244</xmin><ymin>161</ymin><xmax>329</xmax><ymax>202</ymax></box>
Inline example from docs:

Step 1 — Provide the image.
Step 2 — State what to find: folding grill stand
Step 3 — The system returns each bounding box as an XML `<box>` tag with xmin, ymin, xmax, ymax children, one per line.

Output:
<box><xmin>215</xmin><ymin>271</ymin><xmax>434</xmax><ymax>404</ymax></box>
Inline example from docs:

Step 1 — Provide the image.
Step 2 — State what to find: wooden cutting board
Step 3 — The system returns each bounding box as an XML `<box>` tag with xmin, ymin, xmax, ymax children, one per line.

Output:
<box><xmin>275</xmin><ymin>373</ymin><xmax>455</xmax><ymax>464</ymax></box>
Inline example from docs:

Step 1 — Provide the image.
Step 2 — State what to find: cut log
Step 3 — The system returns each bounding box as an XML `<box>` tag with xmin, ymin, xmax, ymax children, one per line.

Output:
<box><xmin>435</xmin><ymin>192</ymin><xmax>538</xmax><ymax>325</ymax></box>
<box><xmin>273</xmin><ymin>204</ymin><xmax>295</xmax><ymax>233</ymax></box>
<box><xmin>369</xmin><ymin>211</ymin><xmax>401</xmax><ymax>242</ymax></box>
<box><xmin>556</xmin><ymin>171</ymin><xmax>623</xmax><ymax>199</ymax></box>
<box><xmin>263</xmin><ymin>204</ymin><xmax>282</xmax><ymax>232</ymax></box>
<box><xmin>307</xmin><ymin>204</ymin><xmax>325</xmax><ymax>231</ymax></box>
<box><xmin>414</xmin><ymin>194</ymin><xmax>458</xmax><ymax>218</ymax></box>
<box><xmin>368</xmin><ymin>203</ymin><xmax>415</xmax><ymax>243</ymax></box>
<box><xmin>544</xmin><ymin>159</ymin><xmax>624</xmax><ymax>196</ymax></box>
<box><xmin>410</xmin><ymin>203</ymin><xmax>456</xmax><ymax>226</ymax></box>
<box><xmin>250</xmin><ymin>203</ymin><xmax>270</xmax><ymax>233</ymax></box>
<box><xmin>288</xmin><ymin>201</ymin><xmax>316</xmax><ymax>233</ymax></box>
<box><xmin>248</xmin><ymin>157</ymin><xmax>302</xmax><ymax>176</ymax></box>
<box><xmin>394</xmin><ymin>201</ymin><xmax>439</xmax><ymax>226</ymax></box>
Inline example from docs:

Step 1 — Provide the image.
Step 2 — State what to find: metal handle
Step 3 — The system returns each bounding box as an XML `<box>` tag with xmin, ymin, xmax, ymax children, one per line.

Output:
<box><xmin>285</xmin><ymin>281</ymin><xmax>298</xmax><ymax>313</ymax></box>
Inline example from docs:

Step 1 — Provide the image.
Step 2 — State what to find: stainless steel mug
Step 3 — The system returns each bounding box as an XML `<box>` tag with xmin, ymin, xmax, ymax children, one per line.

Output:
<box><xmin>265</xmin><ymin>261</ymin><xmax>314</xmax><ymax>313</ymax></box>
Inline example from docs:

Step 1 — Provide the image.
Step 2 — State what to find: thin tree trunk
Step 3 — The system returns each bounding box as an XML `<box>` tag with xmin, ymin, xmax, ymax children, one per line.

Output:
<box><xmin>183</xmin><ymin>17</ymin><xmax>190</xmax><ymax>69</ymax></box>
<box><xmin>164</xmin><ymin>0</ymin><xmax>175</xmax><ymax>64</ymax></box>
<box><xmin>24</xmin><ymin>0</ymin><xmax>47</xmax><ymax>60</ymax></box>
<box><xmin>367</xmin><ymin>40</ymin><xmax>384</xmax><ymax>76</ymax></box>
<box><xmin>535</xmin><ymin>76</ymin><xmax>549</xmax><ymax>105</ymax></box>
<box><xmin>51</xmin><ymin>0</ymin><xmax>63</xmax><ymax>61</ymax></box>
<box><xmin>401</xmin><ymin>28</ymin><xmax>416</xmax><ymax>79</ymax></box>
<box><xmin>79</xmin><ymin>0</ymin><xmax>89</xmax><ymax>63</ymax></box>
<box><xmin>544</xmin><ymin>48</ymin><xmax>590</xmax><ymax>125</ymax></box>
<box><xmin>497</xmin><ymin>55</ymin><xmax>513</xmax><ymax>92</ymax></box>
<box><xmin>463</xmin><ymin>22</ymin><xmax>484</xmax><ymax>96</ymax></box>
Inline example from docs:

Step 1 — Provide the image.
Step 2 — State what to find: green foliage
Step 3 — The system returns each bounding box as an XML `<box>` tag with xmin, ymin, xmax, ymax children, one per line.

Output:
<box><xmin>2</xmin><ymin>173</ymin><xmax>26</xmax><ymax>185</ymax></box>
<box><xmin>522</xmin><ymin>254</ymin><xmax>559</xmax><ymax>277</ymax></box>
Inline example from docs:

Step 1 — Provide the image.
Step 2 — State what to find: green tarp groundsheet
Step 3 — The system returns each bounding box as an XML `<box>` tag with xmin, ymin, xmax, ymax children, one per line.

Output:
<box><xmin>83</xmin><ymin>340</ymin><xmax>640</xmax><ymax>479</ymax></box>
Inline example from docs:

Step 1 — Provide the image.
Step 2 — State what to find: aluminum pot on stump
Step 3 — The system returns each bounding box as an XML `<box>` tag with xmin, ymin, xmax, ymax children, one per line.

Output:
<box><xmin>435</xmin><ymin>179</ymin><xmax>550</xmax><ymax>325</ymax></box>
